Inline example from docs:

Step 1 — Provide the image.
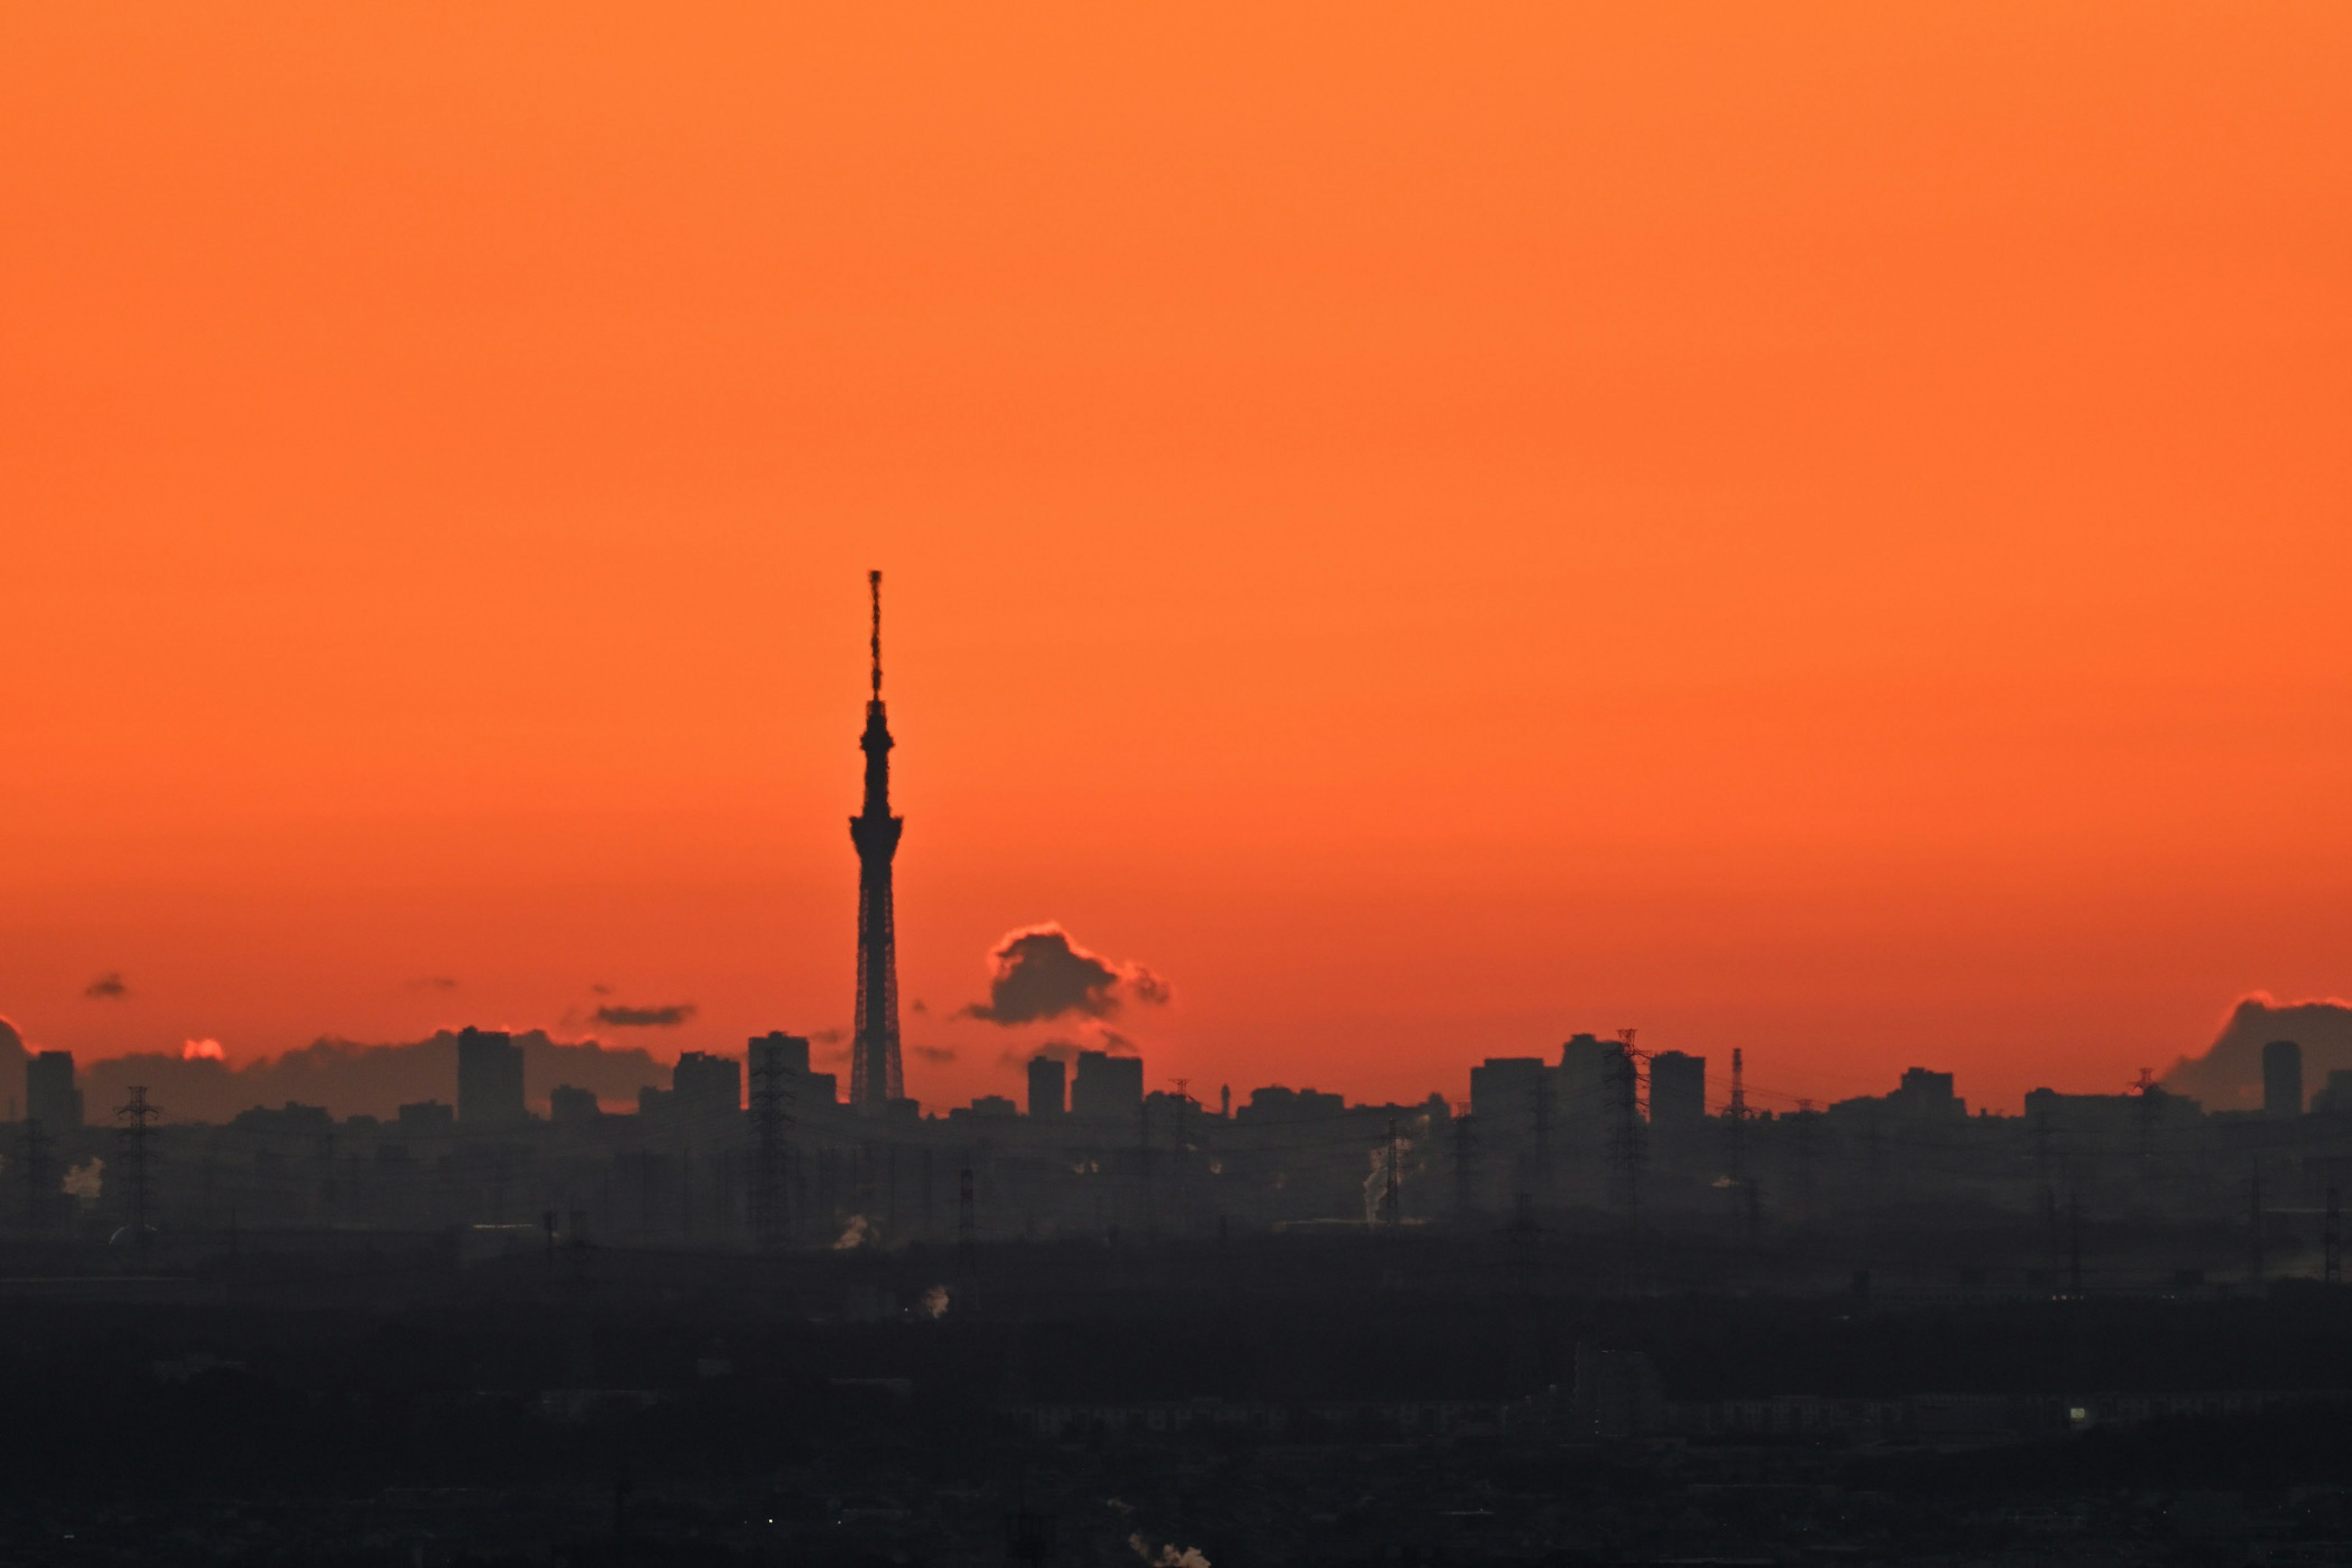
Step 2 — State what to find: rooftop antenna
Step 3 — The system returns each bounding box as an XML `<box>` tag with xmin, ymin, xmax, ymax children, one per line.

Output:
<box><xmin>869</xmin><ymin>569</ymin><xmax>884</xmax><ymax>701</ymax></box>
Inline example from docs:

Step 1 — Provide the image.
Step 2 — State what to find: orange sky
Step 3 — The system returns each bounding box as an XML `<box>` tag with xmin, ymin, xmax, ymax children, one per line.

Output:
<box><xmin>3</xmin><ymin>3</ymin><xmax>2348</xmax><ymax>1115</ymax></box>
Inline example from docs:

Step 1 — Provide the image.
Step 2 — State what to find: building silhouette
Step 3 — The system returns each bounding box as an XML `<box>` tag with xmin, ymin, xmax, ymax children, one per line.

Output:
<box><xmin>671</xmin><ymin>1050</ymin><xmax>742</xmax><ymax>1114</ymax></box>
<box><xmin>455</xmin><ymin>1027</ymin><xmax>526</xmax><ymax>1126</ymax></box>
<box><xmin>1469</xmin><ymin>1057</ymin><xmax>1547</xmax><ymax>1125</ymax></box>
<box><xmin>26</xmin><ymin>1050</ymin><xmax>81</xmax><ymax>1131</ymax></box>
<box><xmin>849</xmin><ymin>570</ymin><xmax>907</xmax><ymax>1112</ymax></box>
<box><xmin>750</xmin><ymin>1031</ymin><xmax>810</xmax><ymax>1077</ymax></box>
<box><xmin>1071</xmin><ymin>1051</ymin><xmax>1142</xmax><ymax>1121</ymax></box>
<box><xmin>1888</xmin><ymin>1067</ymin><xmax>1966</xmax><ymax>1119</ymax></box>
<box><xmin>1028</xmin><ymin>1055</ymin><xmax>1066</xmax><ymax>1118</ymax></box>
<box><xmin>1649</xmin><ymin>1051</ymin><xmax>1706</xmax><ymax>1125</ymax></box>
<box><xmin>2265</xmin><ymin>1038</ymin><xmax>2304</xmax><ymax>1118</ymax></box>
<box><xmin>548</xmin><ymin>1085</ymin><xmax>601</xmax><ymax>1125</ymax></box>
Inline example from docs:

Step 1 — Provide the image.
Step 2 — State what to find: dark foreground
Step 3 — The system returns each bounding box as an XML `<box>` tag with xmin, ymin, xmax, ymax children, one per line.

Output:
<box><xmin>6</xmin><ymin>1230</ymin><xmax>2352</xmax><ymax>1566</ymax></box>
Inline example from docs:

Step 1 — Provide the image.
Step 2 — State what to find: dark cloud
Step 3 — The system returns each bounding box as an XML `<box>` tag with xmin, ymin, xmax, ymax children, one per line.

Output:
<box><xmin>83</xmin><ymin>972</ymin><xmax>129</xmax><ymax>1001</ymax></box>
<box><xmin>592</xmin><ymin>1003</ymin><xmax>697</xmax><ymax>1028</ymax></box>
<box><xmin>404</xmin><ymin>976</ymin><xmax>461</xmax><ymax>992</ymax></box>
<box><xmin>959</xmin><ymin>924</ymin><xmax>1172</xmax><ymax>1025</ymax></box>
<box><xmin>81</xmin><ymin>1030</ymin><xmax>670</xmax><ymax>1124</ymax></box>
<box><xmin>2165</xmin><ymin>993</ymin><xmax>2352</xmax><ymax>1108</ymax></box>
<box><xmin>811</xmin><ymin>1028</ymin><xmax>845</xmax><ymax>1046</ymax></box>
<box><xmin>910</xmin><ymin>998</ymin><xmax>928</xmax><ymax>1014</ymax></box>
<box><xmin>589</xmin><ymin>982</ymin><xmax>614</xmax><ymax>996</ymax></box>
<box><xmin>911</xmin><ymin>1045</ymin><xmax>957</xmax><ymax>1065</ymax></box>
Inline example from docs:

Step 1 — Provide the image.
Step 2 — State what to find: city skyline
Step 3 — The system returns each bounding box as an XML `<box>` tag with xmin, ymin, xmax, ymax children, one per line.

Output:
<box><xmin>5</xmin><ymin>5</ymin><xmax>2350</xmax><ymax>1115</ymax></box>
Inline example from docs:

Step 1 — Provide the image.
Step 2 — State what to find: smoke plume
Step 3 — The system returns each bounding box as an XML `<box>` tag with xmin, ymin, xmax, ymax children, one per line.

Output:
<box><xmin>1128</xmin><ymin>1534</ymin><xmax>1210</xmax><ymax>1568</ymax></box>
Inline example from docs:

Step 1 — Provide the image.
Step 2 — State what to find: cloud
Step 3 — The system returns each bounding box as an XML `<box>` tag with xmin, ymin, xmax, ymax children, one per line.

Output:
<box><xmin>81</xmin><ymin>1029</ymin><xmax>672</xmax><ymax>1123</ymax></box>
<box><xmin>910</xmin><ymin>998</ymin><xmax>929</xmax><ymax>1014</ymax></box>
<box><xmin>2164</xmin><ymin>993</ymin><xmax>2352</xmax><ymax>1107</ymax></box>
<box><xmin>812</xmin><ymin>1028</ymin><xmax>844</xmax><ymax>1046</ymax></box>
<box><xmin>83</xmin><ymin>972</ymin><xmax>129</xmax><ymax>1001</ymax></box>
<box><xmin>959</xmin><ymin>924</ymin><xmax>1171</xmax><ymax>1025</ymax></box>
<box><xmin>911</xmin><ymin>1045</ymin><xmax>957</xmax><ymax>1065</ymax></box>
<box><xmin>589</xmin><ymin>982</ymin><xmax>614</xmax><ymax>996</ymax></box>
<box><xmin>592</xmin><ymin>1003</ymin><xmax>698</xmax><ymax>1028</ymax></box>
<box><xmin>403</xmin><ymin>976</ymin><xmax>461</xmax><ymax>992</ymax></box>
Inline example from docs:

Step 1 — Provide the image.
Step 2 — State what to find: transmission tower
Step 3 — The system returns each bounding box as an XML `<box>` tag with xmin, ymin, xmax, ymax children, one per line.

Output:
<box><xmin>1724</xmin><ymin>1047</ymin><xmax>1756</xmax><ymax>1234</ymax></box>
<box><xmin>1136</xmin><ymin>1095</ymin><xmax>1154</xmax><ymax>1237</ymax></box>
<box><xmin>115</xmin><ymin>1086</ymin><xmax>161</xmax><ymax>1246</ymax></box>
<box><xmin>2130</xmin><ymin>1068</ymin><xmax>2159</xmax><ymax>1191</ymax></box>
<box><xmin>748</xmin><ymin>1043</ymin><xmax>796</xmax><ymax>1248</ymax></box>
<box><xmin>1169</xmin><ymin>1077</ymin><xmax>1191</xmax><ymax>1235</ymax></box>
<box><xmin>1378</xmin><ymin>1117</ymin><xmax>1403</xmax><ymax>1229</ymax></box>
<box><xmin>2248</xmin><ymin>1162</ymin><xmax>2265</xmax><ymax>1286</ymax></box>
<box><xmin>957</xmin><ymin>1159</ymin><xmax>977</xmax><ymax>1284</ymax></box>
<box><xmin>1792</xmin><ymin>1098</ymin><xmax>1817</xmax><ymax>1217</ymax></box>
<box><xmin>19</xmin><ymin>1120</ymin><xmax>52</xmax><ymax>1234</ymax></box>
<box><xmin>2066</xmin><ymin>1188</ymin><xmax>2083</xmax><ymax>1295</ymax></box>
<box><xmin>2030</xmin><ymin>1102</ymin><xmax>2057</xmax><ymax>1253</ymax></box>
<box><xmin>1607</xmin><ymin>1028</ymin><xmax>1645</xmax><ymax>1226</ymax></box>
<box><xmin>1452</xmin><ymin>1102</ymin><xmax>1475</xmax><ymax>1223</ymax></box>
<box><xmin>1531</xmin><ymin>1068</ymin><xmax>1553</xmax><ymax>1202</ymax></box>
<box><xmin>2328</xmin><ymin>1185</ymin><xmax>2342</xmax><ymax>1287</ymax></box>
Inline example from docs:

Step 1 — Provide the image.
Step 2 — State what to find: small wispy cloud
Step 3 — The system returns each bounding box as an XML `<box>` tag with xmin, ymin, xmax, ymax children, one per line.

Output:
<box><xmin>83</xmin><ymin>972</ymin><xmax>129</xmax><ymax>1001</ymax></box>
<box><xmin>592</xmin><ymin>1003</ymin><xmax>697</xmax><ymax>1028</ymax></box>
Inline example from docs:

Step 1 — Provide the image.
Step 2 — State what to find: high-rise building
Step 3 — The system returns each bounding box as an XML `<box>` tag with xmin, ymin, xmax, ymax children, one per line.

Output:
<box><xmin>2264</xmin><ymin>1038</ymin><xmax>2304</xmax><ymax>1118</ymax></box>
<box><xmin>1889</xmin><ymin>1067</ymin><xmax>1966</xmax><ymax>1119</ymax></box>
<box><xmin>849</xmin><ymin>570</ymin><xmax>907</xmax><ymax>1113</ymax></box>
<box><xmin>672</xmin><ymin>1050</ymin><xmax>743</xmax><ymax>1115</ymax></box>
<box><xmin>1648</xmin><ymin>1052</ymin><xmax>1706</xmax><ymax>1125</ymax></box>
<box><xmin>1469</xmin><ymin>1057</ymin><xmax>1550</xmax><ymax>1129</ymax></box>
<box><xmin>750</xmin><ymin>1031</ymin><xmax>812</xmax><ymax>1078</ymax></box>
<box><xmin>1027</xmin><ymin>1055</ymin><xmax>1067</xmax><ymax>1118</ymax></box>
<box><xmin>455</xmin><ymin>1027</ymin><xmax>526</xmax><ymax>1127</ymax></box>
<box><xmin>549</xmin><ymin>1085</ymin><xmax>601</xmax><ymax>1125</ymax></box>
<box><xmin>750</xmin><ymin>1031</ymin><xmax>834</xmax><ymax>1111</ymax></box>
<box><xmin>26</xmin><ymin>1050</ymin><xmax>81</xmax><ymax>1131</ymax></box>
<box><xmin>1070</xmin><ymin>1051</ymin><xmax>1143</xmax><ymax>1121</ymax></box>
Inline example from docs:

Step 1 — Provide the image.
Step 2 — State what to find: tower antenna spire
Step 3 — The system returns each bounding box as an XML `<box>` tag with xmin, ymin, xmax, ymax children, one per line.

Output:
<box><xmin>850</xmin><ymin>569</ymin><xmax>905</xmax><ymax>1110</ymax></box>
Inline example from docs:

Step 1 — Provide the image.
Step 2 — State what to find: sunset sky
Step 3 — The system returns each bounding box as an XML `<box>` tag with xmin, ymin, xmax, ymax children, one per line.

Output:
<box><xmin>4</xmin><ymin>4</ymin><xmax>2348</xmax><ymax>1115</ymax></box>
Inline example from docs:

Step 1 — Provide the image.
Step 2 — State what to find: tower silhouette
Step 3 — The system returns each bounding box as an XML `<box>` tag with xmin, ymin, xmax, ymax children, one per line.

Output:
<box><xmin>850</xmin><ymin>570</ymin><xmax>906</xmax><ymax>1110</ymax></box>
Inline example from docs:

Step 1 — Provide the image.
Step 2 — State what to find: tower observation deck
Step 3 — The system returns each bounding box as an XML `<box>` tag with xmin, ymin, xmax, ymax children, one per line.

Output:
<box><xmin>849</xmin><ymin>570</ymin><xmax>905</xmax><ymax>1110</ymax></box>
